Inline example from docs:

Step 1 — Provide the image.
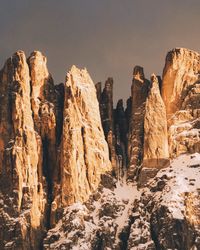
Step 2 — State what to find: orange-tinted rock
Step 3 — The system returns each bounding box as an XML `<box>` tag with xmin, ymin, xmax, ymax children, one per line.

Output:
<box><xmin>143</xmin><ymin>74</ymin><xmax>169</xmax><ymax>168</ymax></box>
<box><xmin>139</xmin><ymin>75</ymin><xmax>169</xmax><ymax>185</ymax></box>
<box><xmin>60</xmin><ymin>66</ymin><xmax>111</xmax><ymax>206</ymax></box>
<box><xmin>162</xmin><ymin>48</ymin><xmax>200</xmax><ymax>157</ymax></box>
<box><xmin>28</xmin><ymin>51</ymin><xmax>62</xmax><ymax>227</ymax></box>
<box><xmin>0</xmin><ymin>51</ymin><xmax>47</xmax><ymax>249</ymax></box>
<box><xmin>162</xmin><ymin>48</ymin><xmax>200</xmax><ymax>116</ymax></box>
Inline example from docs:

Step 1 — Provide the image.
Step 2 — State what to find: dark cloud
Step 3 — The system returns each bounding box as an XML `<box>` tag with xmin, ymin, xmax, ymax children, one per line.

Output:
<box><xmin>0</xmin><ymin>0</ymin><xmax>199</xmax><ymax>103</ymax></box>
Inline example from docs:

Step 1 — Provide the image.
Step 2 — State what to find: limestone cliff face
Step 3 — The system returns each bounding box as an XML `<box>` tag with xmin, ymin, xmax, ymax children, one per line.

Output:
<box><xmin>139</xmin><ymin>74</ymin><xmax>169</xmax><ymax>185</ymax></box>
<box><xmin>162</xmin><ymin>48</ymin><xmax>200</xmax><ymax>157</ymax></box>
<box><xmin>128</xmin><ymin>66</ymin><xmax>150</xmax><ymax>179</ymax></box>
<box><xmin>0</xmin><ymin>52</ymin><xmax>111</xmax><ymax>249</ymax></box>
<box><xmin>1</xmin><ymin>47</ymin><xmax>200</xmax><ymax>250</ymax></box>
<box><xmin>143</xmin><ymin>74</ymin><xmax>169</xmax><ymax>168</ymax></box>
<box><xmin>28</xmin><ymin>51</ymin><xmax>63</xmax><ymax>227</ymax></box>
<box><xmin>0</xmin><ymin>51</ymin><xmax>47</xmax><ymax>250</ymax></box>
<box><xmin>60</xmin><ymin>66</ymin><xmax>111</xmax><ymax>206</ymax></box>
<box><xmin>162</xmin><ymin>48</ymin><xmax>200</xmax><ymax>116</ymax></box>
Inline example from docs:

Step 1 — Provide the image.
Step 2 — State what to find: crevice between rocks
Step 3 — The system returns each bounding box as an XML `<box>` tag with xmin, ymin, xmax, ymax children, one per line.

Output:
<box><xmin>118</xmin><ymin>209</ymin><xmax>135</xmax><ymax>250</ymax></box>
<box><xmin>42</xmin><ymin>136</ymin><xmax>53</xmax><ymax>230</ymax></box>
<box><xmin>81</xmin><ymin>126</ymin><xmax>91</xmax><ymax>189</ymax></box>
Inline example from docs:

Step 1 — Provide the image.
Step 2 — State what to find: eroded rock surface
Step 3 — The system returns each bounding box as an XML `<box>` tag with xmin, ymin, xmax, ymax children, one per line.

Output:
<box><xmin>60</xmin><ymin>66</ymin><xmax>111</xmax><ymax>206</ymax></box>
<box><xmin>139</xmin><ymin>75</ymin><xmax>169</xmax><ymax>186</ymax></box>
<box><xmin>43</xmin><ymin>176</ymin><xmax>140</xmax><ymax>250</ymax></box>
<box><xmin>0</xmin><ymin>53</ymin><xmax>111</xmax><ymax>249</ymax></box>
<box><xmin>1</xmin><ymin>47</ymin><xmax>200</xmax><ymax>250</ymax></box>
<box><xmin>162</xmin><ymin>48</ymin><xmax>200</xmax><ymax>116</ymax></box>
<box><xmin>97</xmin><ymin>79</ymin><xmax>129</xmax><ymax>179</ymax></box>
<box><xmin>162</xmin><ymin>48</ymin><xmax>200</xmax><ymax>158</ymax></box>
<box><xmin>128</xmin><ymin>66</ymin><xmax>150</xmax><ymax>179</ymax></box>
<box><xmin>0</xmin><ymin>51</ymin><xmax>47</xmax><ymax>250</ymax></box>
<box><xmin>128</xmin><ymin>154</ymin><xmax>200</xmax><ymax>250</ymax></box>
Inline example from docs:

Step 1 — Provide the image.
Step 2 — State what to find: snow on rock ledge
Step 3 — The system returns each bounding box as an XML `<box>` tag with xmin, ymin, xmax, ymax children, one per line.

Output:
<box><xmin>131</xmin><ymin>153</ymin><xmax>200</xmax><ymax>250</ymax></box>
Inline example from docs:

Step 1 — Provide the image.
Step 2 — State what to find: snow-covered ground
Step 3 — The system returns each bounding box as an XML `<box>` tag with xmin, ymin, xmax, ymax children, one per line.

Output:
<box><xmin>155</xmin><ymin>153</ymin><xmax>200</xmax><ymax>219</ymax></box>
<box><xmin>43</xmin><ymin>177</ymin><xmax>141</xmax><ymax>250</ymax></box>
<box><xmin>43</xmin><ymin>153</ymin><xmax>200</xmax><ymax>249</ymax></box>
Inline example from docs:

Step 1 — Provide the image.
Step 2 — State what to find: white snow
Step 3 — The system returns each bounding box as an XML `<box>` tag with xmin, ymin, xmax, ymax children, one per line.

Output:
<box><xmin>114</xmin><ymin>180</ymin><xmax>141</xmax><ymax>242</ymax></box>
<box><xmin>156</xmin><ymin>153</ymin><xmax>200</xmax><ymax>219</ymax></box>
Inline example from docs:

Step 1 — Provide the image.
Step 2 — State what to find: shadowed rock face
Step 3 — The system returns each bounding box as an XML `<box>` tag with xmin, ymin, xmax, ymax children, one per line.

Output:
<box><xmin>96</xmin><ymin>79</ymin><xmax>129</xmax><ymax>178</ymax></box>
<box><xmin>98</xmin><ymin>78</ymin><xmax>117</xmax><ymax>170</ymax></box>
<box><xmin>128</xmin><ymin>66</ymin><xmax>150</xmax><ymax>179</ymax></box>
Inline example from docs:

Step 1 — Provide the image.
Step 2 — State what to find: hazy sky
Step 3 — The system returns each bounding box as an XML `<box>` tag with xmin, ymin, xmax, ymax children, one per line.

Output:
<box><xmin>0</xmin><ymin>0</ymin><xmax>199</xmax><ymax>103</ymax></box>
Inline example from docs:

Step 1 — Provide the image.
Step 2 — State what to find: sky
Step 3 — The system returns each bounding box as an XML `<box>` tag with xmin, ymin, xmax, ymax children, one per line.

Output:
<box><xmin>0</xmin><ymin>0</ymin><xmax>199</xmax><ymax>104</ymax></box>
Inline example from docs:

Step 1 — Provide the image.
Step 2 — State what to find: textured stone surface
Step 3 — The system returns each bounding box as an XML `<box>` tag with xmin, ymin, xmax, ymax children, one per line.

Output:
<box><xmin>128</xmin><ymin>66</ymin><xmax>150</xmax><ymax>179</ymax></box>
<box><xmin>0</xmin><ymin>51</ymin><xmax>47</xmax><ymax>250</ymax></box>
<box><xmin>114</xmin><ymin>99</ymin><xmax>128</xmax><ymax>176</ymax></box>
<box><xmin>0</xmin><ymin>53</ymin><xmax>112</xmax><ymax>249</ymax></box>
<box><xmin>60</xmin><ymin>66</ymin><xmax>111</xmax><ymax>206</ymax></box>
<box><xmin>162</xmin><ymin>48</ymin><xmax>200</xmax><ymax>157</ymax></box>
<box><xmin>1</xmin><ymin>47</ymin><xmax>200</xmax><ymax>250</ymax></box>
<box><xmin>97</xmin><ymin>78</ymin><xmax>129</xmax><ymax>178</ymax></box>
<box><xmin>162</xmin><ymin>48</ymin><xmax>200</xmax><ymax>116</ymax></box>
<box><xmin>28</xmin><ymin>51</ymin><xmax>63</xmax><ymax>227</ymax></box>
<box><xmin>143</xmin><ymin>74</ymin><xmax>169</xmax><ymax>169</ymax></box>
<box><xmin>128</xmin><ymin>154</ymin><xmax>200</xmax><ymax>250</ymax></box>
<box><xmin>99</xmin><ymin>78</ymin><xmax>118</xmax><ymax>171</ymax></box>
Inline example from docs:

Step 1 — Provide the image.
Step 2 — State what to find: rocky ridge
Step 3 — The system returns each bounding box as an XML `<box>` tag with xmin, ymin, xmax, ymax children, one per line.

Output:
<box><xmin>0</xmin><ymin>47</ymin><xmax>200</xmax><ymax>249</ymax></box>
<box><xmin>0</xmin><ymin>52</ymin><xmax>111</xmax><ymax>249</ymax></box>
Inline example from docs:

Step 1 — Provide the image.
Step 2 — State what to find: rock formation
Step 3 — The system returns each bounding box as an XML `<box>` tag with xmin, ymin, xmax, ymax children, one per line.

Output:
<box><xmin>60</xmin><ymin>66</ymin><xmax>111</xmax><ymax>206</ymax></box>
<box><xmin>128</xmin><ymin>66</ymin><xmax>150</xmax><ymax>179</ymax></box>
<box><xmin>114</xmin><ymin>99</ymin><xmax>128</xmax><ymax>168</ymax></box>
<box><xmin>98</xmin><ymin>78</ymin><xmax>117</xmax><ymax>170</ymax></box>
<box><xmin>143</xmin><ymin>74</ymin><xmax>169</xmax><ymax>168</ymax></box>
<box><xmin>96</xmin><ymin>78</ymin><xmax>129</xmax><ymax>178</ymax></box>
<box><xmin>0</xmin><ymin>51</ymin><xmax>47</xmax><ymax>250</ymax></box>
<box><xmin>0</xmin><ymin>47</ymin><xmax>200</xmax><ymax>250</ymax></box>
<box><xmin>0</xmin><ymin>52</ymin><xmax>111</xmax><ymax>249</ymax></box>
<box><xmin>162</xmin><ymin>48</ymin><xmax>200</xmax><ymax>157</ymax></box>
<box><xmin>139</xmin><ymin>75</ymin><xmax>169</xmax><ymax>185</ymax></box>
<box><xmin>162</xmin><ymin>48</ymin><xmax>200</xmax><ymax>116</ymax></box>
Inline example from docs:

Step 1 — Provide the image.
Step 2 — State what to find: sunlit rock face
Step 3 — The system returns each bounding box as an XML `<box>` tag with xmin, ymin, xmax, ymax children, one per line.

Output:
<box><xmin>139</xmin><ymin>74</ymin><xmax>169</xmax><ymax>185</ymax></box>
<box><xmin>162</xmin><ymin>48</ymin><xmax>200</xmax><ymax>116</ymax></box>
<box><xmin>1</xmin><ymin>47</ymin><xmax>200</xmax><ymax>250</ymax></box>
<box><xmin>28</xmin><ymin>51</ymin><xmax>63</xmax><ymax>227</ymax></box>
<box><xmin>0</xmin><ymin>51</ymin><xmax>47</xmax><ymax>250</ymax></box>
<box><xmin>128</xmin><ymin>66</ymin><xmax>150</xmax><ymax>179</ymax></box>
<box><xmin>0</xmin><ymin>52</ymin><xmax>111</xmax><ymax>249</ymax></box>
<box><xmin>162</xmin><ymin>48</ymin><xmax>200</xmax><ymax>157</ymax></box>
<box><xmin>60</xmin><ymin>65</ymin><xmax>111</xmax><ymax>206</ymax></box>
<box><xmin>143</xmin><ymin>74</ymin><xmax>169</xmax><ymax>168</ymax></box>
